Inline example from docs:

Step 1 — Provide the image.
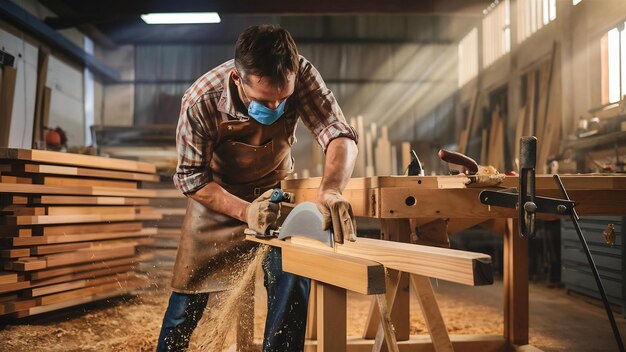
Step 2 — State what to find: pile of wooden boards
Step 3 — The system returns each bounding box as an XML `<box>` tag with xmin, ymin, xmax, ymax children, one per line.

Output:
<box><xmin>0</xmin><ymin>148</ymin><xmax>162</xmax><ymax>318</ymax></box>
<box><xmin>139</xmin><ymin>185</ymin><xmax>185</xmax><ymax>288</ymax></box>
<box><xmin>93</xmin><ymin>125</ymin><xmax>185</xmax><ymax>288</ymax></box>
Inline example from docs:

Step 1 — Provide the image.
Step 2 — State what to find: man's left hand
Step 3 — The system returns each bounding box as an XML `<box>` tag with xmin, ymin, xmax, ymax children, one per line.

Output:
<box><xmin>317</xmin><ymin>190</ymin><xmax>357</xmax><ymax>244</ymax></box>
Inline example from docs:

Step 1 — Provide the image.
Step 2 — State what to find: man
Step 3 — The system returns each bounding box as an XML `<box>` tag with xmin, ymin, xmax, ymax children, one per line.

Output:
<box><xmin>157</xmin><ymin>24</ymin><xmax>358</xmax><ymax>351</ymax></box>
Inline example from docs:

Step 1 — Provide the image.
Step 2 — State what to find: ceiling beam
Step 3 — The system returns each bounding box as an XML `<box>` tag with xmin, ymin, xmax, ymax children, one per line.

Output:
<box><xmin>0</xmin><ymin>0</ymin><xmax>119</xmax><ymax>81</ymax></box>
<box><xmin>47</xmin><ymin>0</ymin><xmax>491</xmax><ymax>16</ymax></box>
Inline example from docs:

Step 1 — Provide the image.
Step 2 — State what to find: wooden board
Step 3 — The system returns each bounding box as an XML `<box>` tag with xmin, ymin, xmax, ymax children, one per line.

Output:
<box><xmin>259</xmin><ymin>236</ymin><xmax>492</xmax><ymax>286</ymax></box>
<box><xmin>0</xmin><ymin>148</ymin><xmax>156</xmax><ymax>174</ymax></box>
<box><xmin>29</xmin><ymin>254</ymin><xmax>151</xmax><ymax>280</ymax></box>
<box><xmin>277</xmin><ymin>240</ymin><xmax>385</xmax><ymax>295</ymax></box>
<box><xmin>6</xmin><ymin>228</ymin><xmax>154</xmax><ymax>247</ymax></box>
<box><xmin>0</xmin><ymin>183</ymin><xmax>156</xmax><ymax>198</ymax></box>
<box><xmin>13</xmin><ymin>277</ymin><xmax>148</xmax><ymax>318</ymax></box>
<box><xmin>0</xmin><ymin>272</ymin><xmax>17</xmax><ymax>285</ymax></box>
<box><xmin>4</xmin><ymin>242</ymin><xmax>137</xmax><ymax>271</ymax></box>
<box><xmin>34</xmin><ymin>176</ymin><xmax>138</xmax><ymax>189</ymax></box>
<box><xmin>42</xmin><ymin>221</ymin><xmax>143</xmax><ymax>236</ymax></box>
<box><xmin>30</xmin><ymin>195</ymin><xmax>149</xmax><ymax>205</ymax></box>
<box><xmin>0</xmin><ymin>66</ymin><xmax>17</xmax><ymax>148</ymax></box>
<box><xmin>1</xmin><ymin>163</ymin><xmax>160</xmax><ymax>182</ymax></box>
<box><xmin>30</xmin><ymin>264</ymin><xmax>134</xmax><ymax>288</ymax></box>
<box><xmin>4</xmin><ymin>213</ymin><xmax>143</xmax><ymax>225</ymax></box>
<box><xmin>301</xmin><ymin>334</ymin><xmax>507</xmax><ymax>352</ymax></box>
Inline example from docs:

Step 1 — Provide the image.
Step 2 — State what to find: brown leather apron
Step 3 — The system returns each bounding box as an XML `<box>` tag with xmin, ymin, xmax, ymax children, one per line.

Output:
<box><xmin>171</xmin><ymin>112</ymin><xmax>296</xmax><ymax>294</ymax></box>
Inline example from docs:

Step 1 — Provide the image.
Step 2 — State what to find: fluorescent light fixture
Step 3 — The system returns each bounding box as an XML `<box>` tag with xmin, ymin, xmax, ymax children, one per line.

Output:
<box><xmin>141</xmin><ymin>12</ymin><xmax>221</xmax><ymax>24</ymax></box>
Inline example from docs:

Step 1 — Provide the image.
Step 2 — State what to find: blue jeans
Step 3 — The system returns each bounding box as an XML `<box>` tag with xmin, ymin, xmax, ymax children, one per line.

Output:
<box><xmin>156</xmin><ymin>247</ymin><xmax>310</xmax><ymax>351</ymax></box>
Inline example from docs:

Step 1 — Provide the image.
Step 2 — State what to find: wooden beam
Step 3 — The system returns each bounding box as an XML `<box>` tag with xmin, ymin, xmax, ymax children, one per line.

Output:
<box><xmin>249</xmin><ymin>237</ymin><xmax>385</xmax><ymax>295</ymax></box>
<box><xmin>317</xmin><ymin>283</ymin><xmax>347</xmax><ymax>352</ymax></box>
<box><xmin>0</xmin><ymin>148</ymin><xmax>156</xmax><ymax>174</ymax></box>
<box><xmin>0</xmin><ymin>163</ymin><xmax>160</xmax><ymax>182</ymax></box>
<box><xmin>0</xmin><ymin>183</ymin><xmax>156</xmax><ymax>198</ymax></box>
<box><xmin>504</xmin><ymin>219</ymin><xmax>528</xmax><ymax>345</ymax></box>
<box><xmin>287</xmin><ymin>237</ymin><xmax>492</xmax><ymax>286</ymax></box>
<box><xmin>302</xmin><ymin>334</ymin><xmax>508</xmax><ymax>352</ymax></box>
<box><xmin>0</xmin><ymin>65</ymin><xmax>17</xmax><ymax>148</ymax></box>
<box><xmin>410</xmin><ymin>275</ymin><xmax>454</xmax><ymax>352</ymax></box>
<box><xmin>372</xmin><ymin>269</ymin><xmax>401</xmax><ymax>352</ymax></box>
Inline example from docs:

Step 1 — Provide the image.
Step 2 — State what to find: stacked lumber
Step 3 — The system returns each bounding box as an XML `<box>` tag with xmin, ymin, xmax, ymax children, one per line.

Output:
<box><xmin>93</xmin><ymin>125</ymin><xmax>184</xmax><ymax>288</ymax></box>
<box><xmin>139</xmin><ymin>184</ymin><xmax>186</xmax><ymax>288</ymax></box>
<box><xmin>0</xmin><ymin>148</ymin><xmax>161</xmax><ymax>317</ymax></box>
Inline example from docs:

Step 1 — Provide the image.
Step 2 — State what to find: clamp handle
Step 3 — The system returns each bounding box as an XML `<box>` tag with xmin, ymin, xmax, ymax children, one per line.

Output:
<box><xmin>519</xmin><ymin>136</ymin><xmax>537</xmax><ymax>238</ymax></box>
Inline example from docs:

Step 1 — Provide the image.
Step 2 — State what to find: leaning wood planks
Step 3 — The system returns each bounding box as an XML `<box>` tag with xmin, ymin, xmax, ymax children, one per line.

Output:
<box><xmin>0</xmin><ymin>149</ymin><xmax>161</xmax><ymax>318</ymax></box>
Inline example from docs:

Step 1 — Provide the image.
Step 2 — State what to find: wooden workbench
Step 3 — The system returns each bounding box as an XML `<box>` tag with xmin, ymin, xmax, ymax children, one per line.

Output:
<box><xmin>281</xmin><ymin>174</ymin><xmax>626</xmax><ymax>351</ymax></box>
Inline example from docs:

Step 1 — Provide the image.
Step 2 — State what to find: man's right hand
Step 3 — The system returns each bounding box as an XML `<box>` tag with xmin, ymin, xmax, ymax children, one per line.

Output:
<box><xmin>246</xmin><ymin>189</ymin><xmax>280</xmax><ymax>234</ymax></box>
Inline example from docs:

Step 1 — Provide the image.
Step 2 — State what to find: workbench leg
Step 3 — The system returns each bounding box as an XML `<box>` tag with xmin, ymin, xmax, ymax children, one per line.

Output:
<box><xmin>410</xmin><ymin>274</ymin><xmax>454</xmax><ymax>352</ymax></box>
<box><xmin>373</xmin><ymin>269</ymin><xmax>401</xmax><ymax>352</ymax></box>
<box><xmin>317</xmin><ymin>283</ymin><xmax>346</xmax><ymax>352</ymax></box>
<box><xmin>236</xmin><ymin>277</ymin><xmax>255</xmax><ymax>352</ymax></box>
<box><xmin>379</xmin><ymin>219</ymin><xmax>411</xmax><ymax>341</ymax></box>
<box><xmin>306</xmin><ymin>280</ymin><xmax>318</xmax><ymax>340</ymax></box>
<box><xmin>504</xmin><ymin>218</ymin><xmax>529</xmax><ymax>345</ymax></box>
<box><xmin>363</xmin><ymin>272</ymin><xmax>409</xmax><ymax>344</ymax></box>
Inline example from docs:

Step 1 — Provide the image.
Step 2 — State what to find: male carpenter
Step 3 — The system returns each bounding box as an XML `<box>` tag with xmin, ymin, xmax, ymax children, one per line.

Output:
<box><xmin>157</xmin><ymin>24</ymin><xmax>358</xmax><ymax>351</ymax></box>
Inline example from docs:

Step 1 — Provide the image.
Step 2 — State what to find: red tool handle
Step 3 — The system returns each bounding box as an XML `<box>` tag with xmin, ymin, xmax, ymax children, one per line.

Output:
<box><xmin>438</xmin><ymin>149</ymin><xmax>479</xmax><ymax>174</ymax></box>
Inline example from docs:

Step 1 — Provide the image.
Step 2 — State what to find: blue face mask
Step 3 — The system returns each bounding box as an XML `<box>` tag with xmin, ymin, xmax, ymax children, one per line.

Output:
<box><xmin>247</xmin><ymin>99</ymin><xmax>287</xmax><ymax>125</ymax></box>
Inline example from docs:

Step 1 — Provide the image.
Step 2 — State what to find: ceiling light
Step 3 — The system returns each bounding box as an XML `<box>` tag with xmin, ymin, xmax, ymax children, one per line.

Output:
<box><xmin>140</xmin><ymin>12</ymin><xmax>221</xmax><ymax>24</ymax></box>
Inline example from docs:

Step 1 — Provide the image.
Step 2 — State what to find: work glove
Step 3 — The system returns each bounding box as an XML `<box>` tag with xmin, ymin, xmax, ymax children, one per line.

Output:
<box><xmin>317</xmin><ymin>190</ymin><xmax>357</xmax><ymax>244</ymax></box>
<box><xmin>246</xmin><ymin>189</ymin><xmax>280</xmax><ymax>235</ymax></box>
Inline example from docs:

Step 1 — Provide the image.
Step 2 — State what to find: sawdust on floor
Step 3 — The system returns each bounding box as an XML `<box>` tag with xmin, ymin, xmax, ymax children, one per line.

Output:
<box><xmin>0</xmin><ymin>279</ymin><xmax>503</xmax><ymax>351</ymax></box>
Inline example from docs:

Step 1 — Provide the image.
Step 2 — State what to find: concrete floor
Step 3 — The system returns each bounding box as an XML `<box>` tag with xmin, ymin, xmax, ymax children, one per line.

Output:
<box><xmin>433</xmin><ymin>280</ymin><xmax>626</xmax><ymax>352</ymax></box>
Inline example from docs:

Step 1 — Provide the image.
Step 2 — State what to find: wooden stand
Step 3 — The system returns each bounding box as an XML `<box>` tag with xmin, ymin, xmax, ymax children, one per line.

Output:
<box><xmin>278</xmin><ymin>175</ymin><xmax>626</xmax><ymax>351</ymax></box>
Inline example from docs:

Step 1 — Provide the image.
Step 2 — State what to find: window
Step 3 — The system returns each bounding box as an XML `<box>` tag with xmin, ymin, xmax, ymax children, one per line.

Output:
<box><xmin>518</xmin><ymin>0</ymin><xmax>557</xmax><ymax>43</ymax></box>
<box><xmin>458</xmin><ymin>28</ymin><xmax>479</xmax><ymax>87</ymax></box>
<box><xmin>602</xmin><ymin>22</ymin><xmax>626</xmax><ymax>104</ymax></box>
<box><xmin>482</xmin><ymin>0</ymin><xmax>511</xmax><ymax>68</ymax></box>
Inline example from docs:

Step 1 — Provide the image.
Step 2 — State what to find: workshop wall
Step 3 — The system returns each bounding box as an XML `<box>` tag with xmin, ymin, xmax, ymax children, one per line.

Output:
<box><xmin>1</xmin><ymin>0</ymin><xmax>90</xmax><ymax>147</ymax></box>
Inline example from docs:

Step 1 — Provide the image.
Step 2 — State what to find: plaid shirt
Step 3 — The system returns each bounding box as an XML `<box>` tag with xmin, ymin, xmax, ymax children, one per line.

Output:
<box><xmin>174</xmin><ymin>56</ymin><xmax>358</xmax><ymax>195</ymax></box>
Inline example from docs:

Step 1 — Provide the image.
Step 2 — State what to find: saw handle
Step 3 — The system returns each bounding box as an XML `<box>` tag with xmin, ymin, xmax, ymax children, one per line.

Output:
<box><xmin>438</xmin><ymin>149</ymin><xmax>479</xmax><ymax>174</ymax></box>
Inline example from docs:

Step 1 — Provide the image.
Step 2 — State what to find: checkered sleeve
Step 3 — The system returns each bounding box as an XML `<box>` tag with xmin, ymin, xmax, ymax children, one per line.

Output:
<box><xmin>295</xmin><ymin>57</ymin><xmax>358</xmax><ymax>153</ymax></box>
<box><xmin>173</xmin><ymin>98</ymin><xmax>214</xmax><ymax>195</ymax></box>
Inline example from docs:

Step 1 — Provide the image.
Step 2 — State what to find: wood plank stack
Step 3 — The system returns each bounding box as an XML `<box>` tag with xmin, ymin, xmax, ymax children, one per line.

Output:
<box><xmin>92</xmin><ymin>126</ymin><xmax>185</xmax><ymax>289</ymax></box>
<box><xmin>0</xmin><ymin>148</ymin><xmax>161</xmax><ymax>317</ymax></box>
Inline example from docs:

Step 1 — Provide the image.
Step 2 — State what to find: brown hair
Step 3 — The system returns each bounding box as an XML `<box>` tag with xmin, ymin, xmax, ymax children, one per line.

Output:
<box><xmin>235</xmin><ymin>25</ymin><xmax>299</xmax><ymax>88</ymax></box>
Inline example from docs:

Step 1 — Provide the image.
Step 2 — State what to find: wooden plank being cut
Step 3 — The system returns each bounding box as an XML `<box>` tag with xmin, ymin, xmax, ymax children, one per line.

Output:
<box><xmin>0</xmin><ymin>148</ymin><xmax>156</xmax><ymax>174</ymax></box>
<box><xmin>31</xmin><ymin>195</ymin><xmax>149</xmax><ymax>205</ymax></box>
<box><xmin>3</xmin><ymin>163</ymin><xmax>160</xmax><ymax>182</ymax></box>
<box><xmin>279</xmin><ymin>240</ymin><xmax>385</xmax><ymax>295</ymax></box>
<box><xmin>0</xmin><ymin>183</ymin><xmax>156</xmax><ymax>197</ymax></box>
<box><xmin>34</xmin><ymin>176</ymin><xmax>137</xmax><ymax>189</ymax></box>
<box><xmin>287</xmin><ymin>237</ymin><xmax>493</xmax><ymax>286</ymax></box>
